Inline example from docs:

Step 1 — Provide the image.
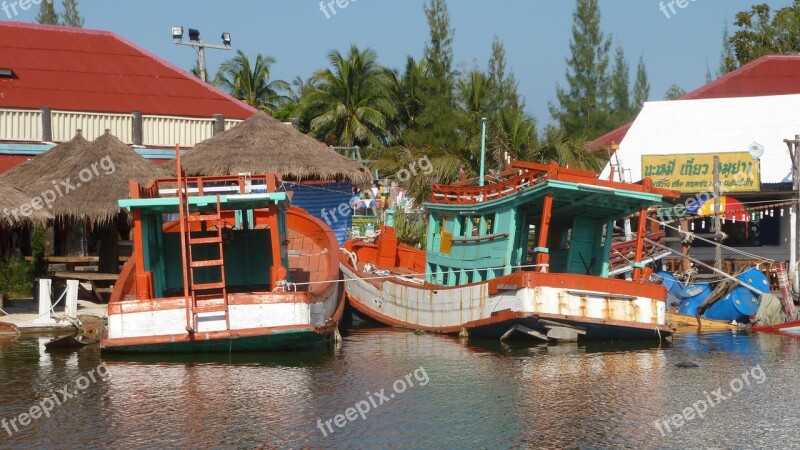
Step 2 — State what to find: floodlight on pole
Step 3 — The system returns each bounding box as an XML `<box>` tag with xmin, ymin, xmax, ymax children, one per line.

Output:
<box><xmin>172</xmin><ymin>27</ymin><xmax>232</xmax><ymax>83</ymax></box>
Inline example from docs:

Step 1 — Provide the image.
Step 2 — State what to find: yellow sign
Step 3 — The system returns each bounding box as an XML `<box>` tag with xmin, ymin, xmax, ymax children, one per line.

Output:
<box><xmin>641</xmin><ymin>152</ymin><xmax>760</xmax><ymax>193</ymax></box>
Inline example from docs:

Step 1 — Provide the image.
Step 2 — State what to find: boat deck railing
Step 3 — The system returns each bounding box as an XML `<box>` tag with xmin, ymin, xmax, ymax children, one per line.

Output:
<box><xmin>429</xmin><ymin>160</ymin><xmax>678</xmax><ymax>205</ymax></box>
<box><xmin>129</xmin><ymin>174</ymin><xmax>285</xmax><ymax>200</ymax></box>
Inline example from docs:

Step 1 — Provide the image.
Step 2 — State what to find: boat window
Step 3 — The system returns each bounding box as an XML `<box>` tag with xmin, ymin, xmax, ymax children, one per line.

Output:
<box><xmin>458</xmin><ymin>216</ymin><xmax>468</xmax><ymax>237</ymax></box>
<box><xmin>483</xmin><ymin>214</ymin><xmax>495</xmax><ymax>234</ymax></box>
<box><xmin>471</xmin><ymin>217</ymin><xmax>480</xmax><ymax>236</ymax></box>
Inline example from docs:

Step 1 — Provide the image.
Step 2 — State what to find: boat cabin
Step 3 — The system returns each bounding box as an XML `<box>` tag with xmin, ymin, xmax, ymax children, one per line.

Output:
<box><xmin>424</xmin><ymin>161</ymin><xmax>678</xmax><ymax>286</ymax></box>
<box><xmin>119</xmin><ymin>174</ymin><xmax>290</xmax><ymax>301</ymax></box>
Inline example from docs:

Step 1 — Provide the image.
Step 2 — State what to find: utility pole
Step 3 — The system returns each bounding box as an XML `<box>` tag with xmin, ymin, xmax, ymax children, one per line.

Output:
<box><xmin>713</xmin><ymin>155</ymin><xmax>722</xmax><ymax>271</ymax></box>
<box><xmin>172</xmin><ymin>27</ymin><xmax>231</xmax><ymax>82</ymax></box>
<box><xmin>784</xmin><ymin>135</ymin><xmax>800</xmax><ymax>291</ymax></box>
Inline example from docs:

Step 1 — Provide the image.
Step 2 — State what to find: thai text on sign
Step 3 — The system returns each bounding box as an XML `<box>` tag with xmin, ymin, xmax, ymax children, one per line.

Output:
<box><xmin>641</xmin><ymin>152</ymin><xmax>760</xmax><ymax>193</ymax></box>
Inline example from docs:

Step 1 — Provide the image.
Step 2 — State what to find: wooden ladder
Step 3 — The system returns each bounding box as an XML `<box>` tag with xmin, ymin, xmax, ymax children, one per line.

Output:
<box><xmin>185</xmin><ymin>195</ymin><xmax>230</xmax><ymax>331</ymax></box>
<box><xmin>176</xmin><ymin>146</ymin><xmax>229</xmax><ymax>333</ymax></box>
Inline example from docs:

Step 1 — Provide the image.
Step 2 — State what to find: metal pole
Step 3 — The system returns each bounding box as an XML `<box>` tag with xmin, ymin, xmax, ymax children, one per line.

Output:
<box><xmin>795</xmin><ymin>135</ymin><xmax>800</xmax><ymax>291</ymax></box>
<box><xmin>198</xmin><ymin>44</ymin><xmax>207</xmax><ymax>82</ymax></box>
<box><xmin>479</xmin><ymin>117</ymin><xmax>487</xmax><ymax>187</ymax></box>
<box><xmin>713</xmin><ymin>155</ymin><xmax>722</xmax><ymax>271</ymax></box>
<box><xmin>786</xmin><ymin>135</ymin><xmax>800</xmax><ymax>292</ymax></box>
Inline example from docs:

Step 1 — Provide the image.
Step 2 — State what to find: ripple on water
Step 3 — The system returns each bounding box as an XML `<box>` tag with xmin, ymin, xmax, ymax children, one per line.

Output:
<box><xmin>0</xmin><ymin>329</ymin><xmax>798</xmax><ymax>448</ymax></box>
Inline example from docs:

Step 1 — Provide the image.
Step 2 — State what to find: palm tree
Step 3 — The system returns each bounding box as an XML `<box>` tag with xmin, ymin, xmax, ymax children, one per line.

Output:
<box><xmin>302</xmin><ymin>45</ymin><xmax>396</xmax><ymax>147</ymax></box>
<box><xmin>536</xmin><ymin>126</ymin><xmax>604</xmax><ymax>171</ymax></box>
<box><xmin>214</xmin><ymin>50</ymin><xmax>291</xmax><ymax>113</ymax></box>
<box><xmin>387</xmin><ymin>57</ymin><xmax>428</xmax><ymax>140</ymax></box>
<box><xmin>494</xmin><ymin>107</ymin><xmax>538</xmax><ymax>165</ymax></box>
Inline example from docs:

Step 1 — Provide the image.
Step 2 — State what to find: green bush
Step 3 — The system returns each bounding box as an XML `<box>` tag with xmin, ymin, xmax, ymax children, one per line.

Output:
<box><xmin>393</xmin><ymin>209</ymin><xmax>427</xmax><ymax>249</ymax></box>
<box><xmin>0</xmin><ymin>259</ymin><xmax>35</xmax><ymax>298</ymax></box>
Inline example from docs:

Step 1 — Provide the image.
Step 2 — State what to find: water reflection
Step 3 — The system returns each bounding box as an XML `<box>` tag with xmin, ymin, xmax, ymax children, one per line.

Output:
<box><xmin>0</xmin><ymin>329</ymin><xmax>798</xmax><ymax>448</ymax></box>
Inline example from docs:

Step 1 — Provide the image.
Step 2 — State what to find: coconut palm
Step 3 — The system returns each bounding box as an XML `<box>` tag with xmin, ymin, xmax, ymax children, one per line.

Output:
<box><xmin>302</xmin><ymin>45</ymin><xmax>396</xmax><ymax>147</ymax></box>
<box><xmin>214</xmin><ymin>50</ymin><xmax>291</xmax><ymax>113</ymax></box>
<box><xmin>387</xmin><ymin>57</ymin><xmax>428</xmax><ymax>140</ymax></box>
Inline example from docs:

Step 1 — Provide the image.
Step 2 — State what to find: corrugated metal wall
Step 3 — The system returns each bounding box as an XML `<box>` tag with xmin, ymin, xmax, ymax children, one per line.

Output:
<box><xmin>288</xmin><ymin>181</ymin><xmax>353</xmax><ymax>245</ymax></box>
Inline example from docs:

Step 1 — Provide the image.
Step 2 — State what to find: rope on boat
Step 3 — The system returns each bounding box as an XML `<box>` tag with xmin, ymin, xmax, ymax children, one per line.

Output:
<box><xmin>280</xmin><ymin>263</ymin><xmax>551</xmax><ymax>287</ymax></box>
<box><xmin>649</xmin><ymin>217</ymin><xmax>774</xmax><ymax>263</ymax></box>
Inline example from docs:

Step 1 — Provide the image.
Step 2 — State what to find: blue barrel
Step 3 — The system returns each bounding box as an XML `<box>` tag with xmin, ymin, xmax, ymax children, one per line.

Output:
<box><xmin>703</xmin><ymin>268</ymin><xmax>769</xmax><ymax>322</ymax></box>
<box><xmin>676</xmin><ymin>282</ymin><xmax>713</xmax><ymax>316</ymax></box>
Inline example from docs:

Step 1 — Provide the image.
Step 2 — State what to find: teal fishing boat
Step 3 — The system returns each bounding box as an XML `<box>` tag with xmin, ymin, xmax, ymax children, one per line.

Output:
<box><xmin>341</xmin><ymin>161</ymin><xmax>679</xmax><ymax>341</ymax></box>
<box><xmin>102</xmin><ymin>155</ymin><xmax>344</xmax><ymax>353</ymax></box>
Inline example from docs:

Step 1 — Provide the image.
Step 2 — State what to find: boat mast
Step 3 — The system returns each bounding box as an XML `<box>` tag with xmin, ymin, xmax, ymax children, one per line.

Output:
<box><xmin>479</xmin><ymin>117</ymin><xmax>487</xmax><ymax>187</ymax></box>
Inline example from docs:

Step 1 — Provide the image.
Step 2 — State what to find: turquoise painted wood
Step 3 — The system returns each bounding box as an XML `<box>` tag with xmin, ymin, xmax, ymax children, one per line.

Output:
<box><xmin>423</xmin><ymin>180</ymin><xmax>666</xmax><ymax>286</ymax></box>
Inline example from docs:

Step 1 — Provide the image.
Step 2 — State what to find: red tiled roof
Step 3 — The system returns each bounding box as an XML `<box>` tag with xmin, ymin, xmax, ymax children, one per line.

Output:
<box><xmin>0</xmin><ymin>22</ymin><xmax>256</xmax><ymax>119</ymax></box>
<box><xmin>594</xmin><ymin>55</ymin><xmax>800</xmax><ymax>147</ymax></box>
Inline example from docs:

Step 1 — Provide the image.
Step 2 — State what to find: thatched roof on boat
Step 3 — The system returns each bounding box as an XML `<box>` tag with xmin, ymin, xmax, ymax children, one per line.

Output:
<box><xmin>0</xmin><ymin>181</ymin><xmax>52</xmax><ymax>227</ymax></box>
<box><xmin>25</xmin><ymin>130</ymin><xmax>171</xmax><ymax>224</ymax></box>
<box><xmin>180</xmin><ymin>112</ymin><xmax>373</xmax><ymax>184</ymax></box>
<box><xmin>0</xmin><ymin>131</ymin><xmax>91</xmax><ymax>187</ymax></box>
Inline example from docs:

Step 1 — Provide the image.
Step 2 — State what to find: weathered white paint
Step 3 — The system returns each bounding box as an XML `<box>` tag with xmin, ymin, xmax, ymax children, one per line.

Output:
<box><xmin>65</xmin><ymin>280</ymin><xmax>79</xmax><ymax>319</ymax></box>
<box><xmin>342</xmin><ymin>264</ymin><xmax>665</xmax><ymax>330</ymax></box>
<box><xmin>33</xmin><ymin>279</ymin><xmax>56</xmax><ymax>325</ymax></box>
<box><xmin>108</xmin><ymin>289</ymin><xmax>339</xmax><ymax>340</ymax></box>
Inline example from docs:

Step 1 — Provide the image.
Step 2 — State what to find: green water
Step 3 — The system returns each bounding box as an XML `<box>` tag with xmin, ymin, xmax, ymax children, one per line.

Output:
<box><xmin>0</xmin><ymin>327</ymin><xmax>797</xmax><ymax>448</ymax></box>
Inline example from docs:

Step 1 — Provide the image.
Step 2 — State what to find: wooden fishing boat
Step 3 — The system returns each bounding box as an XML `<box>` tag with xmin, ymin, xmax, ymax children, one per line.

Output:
<box><xmin>102</xmin><ymin>166</ymin><xmax>343</xmax><ymax>353</ymax></box>
<box><xmin>340</xmin><ymin>161</ymin><xmax>679</xmax><ymax>342</ymax></box>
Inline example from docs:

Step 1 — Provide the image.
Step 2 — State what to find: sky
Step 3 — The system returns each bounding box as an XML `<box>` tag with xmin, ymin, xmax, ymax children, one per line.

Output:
<box><xmin>4</xmin><ymin>0</ymin><xmax>796</xmax><ymax>126</ymax></box>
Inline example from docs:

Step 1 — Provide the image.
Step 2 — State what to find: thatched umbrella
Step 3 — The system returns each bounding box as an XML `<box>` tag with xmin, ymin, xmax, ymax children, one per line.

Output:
<box><xmin>24</xmin><ymin>130</ymin><xmax>170</xmax><ymax>271</ymax></box>
<box><xmin>26</xmin><ymin>130</ymin><xmax>170</xmax><ymax>222</ymax></box>
<box><xmin>0</xmin><ymin>134</ymin><xmax>84</xmax><ymax>259</ymax></box>
<box><xmin>0</xmin><ymin>181</ymin><xmax>53</xmax><ymax>227</ymax></box>
<box><xmin>181</xmin><ymin>112</ymin><xmax>372</xmax><ymax>184</ymax></box>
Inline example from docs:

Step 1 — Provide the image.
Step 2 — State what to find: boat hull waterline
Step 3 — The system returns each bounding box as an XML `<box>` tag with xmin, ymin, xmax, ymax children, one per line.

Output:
<box><xmin>341</xmin><ymin>264</ymin><xmax>672</xmax><ymax>341</ymax></box>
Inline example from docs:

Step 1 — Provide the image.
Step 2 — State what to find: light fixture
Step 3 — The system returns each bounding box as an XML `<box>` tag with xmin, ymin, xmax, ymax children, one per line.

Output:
<box><xmin>171</xmin><ymin>26</ymin><xmax>183</xmax><ymax>40</ymax></box>
<box><xmin>749</xmin><ymin>141</ymin><xmax>765</xmax><ymax>160</ymax></box>
<box><xmin>189</xmin><ymin>28</ymin><xmax>200</xmax><ymax>42</ymax></box>
<box><xmin>221</xmin><ymin>32</ymin><xmax>231</xmax><ymax>46</ymax></box>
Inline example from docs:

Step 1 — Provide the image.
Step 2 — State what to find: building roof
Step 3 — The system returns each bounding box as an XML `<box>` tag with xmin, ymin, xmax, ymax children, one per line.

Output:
<box><xmin>598</xmin><ymin>94</ymin><xmax>798</xmax><ymax>185</ymax></box>
<box><xmin>0</xmin><ymin>22</ymin><xmax>256</xmax><ymax>119</ymax></box>
<box><xmin>594</xmin><ymin>55</ymin><xmax>800</xmax><ymax>147</ymax></box>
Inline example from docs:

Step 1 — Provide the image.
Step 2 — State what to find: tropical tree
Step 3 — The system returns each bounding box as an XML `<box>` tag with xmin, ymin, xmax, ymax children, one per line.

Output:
<box><xmin>719</xmin><ymin>21</ymin><xmax>736</xmax><ymax>75</ymax></box>
<box><xmin>61</xmin><ymin>0</ymin><xmax>84</xmax><ymax>27</ymax></box>
<box><xmin>550</xmin><ymin>0</ymin><xmax>613</xmax><ymax>140</ymax></box>
<box><xmin>609</xmin><ymin>45</ymin><xmax>632</xmax><ymax>127</ymax></box>
<box><xmin>493</xmin><ymin>107</ymin><xmax>538</xmax><ymax>164</ymax></box>
<box><xmin>664</xmin><ymin>84</ymin><xmax>687</xmax><ymax>100</ymax></box>
<box><xmin>727</xmin><ymin>2</ymin><xmax>800</xmax><ymax>70</ymax></box>
<box><xmin>403</xmin><ymin>0</ymin><xmax>460</xmax><ymax>149</ymax></box>
<box><xmin>37</xmin><ymin>0</ymin><xmax>59</xmax><ymax>24</ymax></box>
<box><xmin>632</xmin><ymin>56</ymin><xmax>650</xmax><ymax>112</ymax></box>
<box><xmin>537</xmin><ymin>126</ymin><xmax>604</xmax><ymax>172</ymax></box>
<box><xmin>488</xmin><ymin>36</ymin><xmax>520</xmax><ymax>110</ymax></box>
<box><xmin>214</xmin><ymin>50</ymin><xmax>291</xmax><ymax>113</ymax></box>
<box><xmin>302</xmin><ymin>45</ymin><xmax>396</xmax><ymax>147</ymax></box>
<box><xmin>387</xmin><ymin>57</ymin><xmax>428</xmax><ymax>140</ymax></box>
